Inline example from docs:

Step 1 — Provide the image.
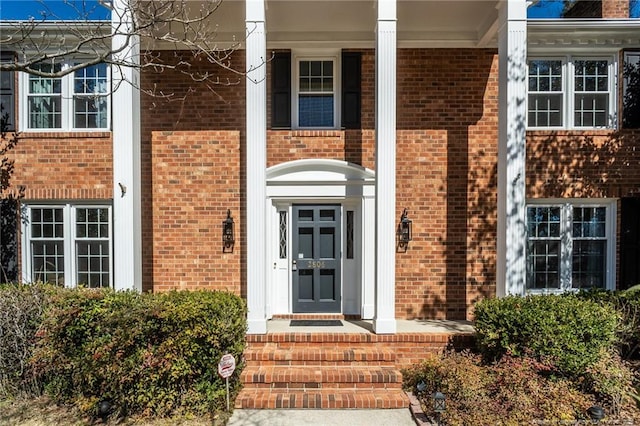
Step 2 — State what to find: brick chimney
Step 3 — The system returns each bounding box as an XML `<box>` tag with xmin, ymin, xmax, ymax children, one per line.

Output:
<box><xmin>602</xmin><ymin>0</ymin><xmax>630</xmax><ymax>18</ymax></box>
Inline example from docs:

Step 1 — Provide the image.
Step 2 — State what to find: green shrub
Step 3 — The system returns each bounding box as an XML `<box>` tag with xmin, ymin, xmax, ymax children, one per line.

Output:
<box><xmin>474</xmin><ymin>294</ymin><xmax>618</xmax><ymax>376</ymax></box>
<box><xmin>575</xmin><ymin>289</ymin><xmax>640</xmax><ymax>359</ymax></box>
<box><xmin>0</xmin><ymin>283</ymin><xmax>61</xmax><ymax>398</ymax></box>
<box><xmin>403</xmin><ymin>352</ymin><xmax>593</xmax><ymax>426</ymax></box>
<box><xmin>32</xmin><ymin>289</ymin><xmax>247</xmax><ymax>418</ymax></box>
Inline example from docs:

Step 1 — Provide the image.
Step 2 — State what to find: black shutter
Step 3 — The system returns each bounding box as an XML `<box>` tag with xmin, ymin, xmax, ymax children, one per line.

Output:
<box><xmin>621</xmin><ymin>197</ymin><xmax>640</xmax><ymax>290</ymax></box>
<box><xmin>0</xmin><ymin>52</ymin><xmax>15</xmax><ymax>132</ymax></box>
<box><xmin>341</xmin><ymin>52</ymin><xmax>361</xmax><ymax>129</ymax></box>
<box><xmin>0</xmin><ymin>198</ymin><xmax>18</xmax><ymax>282</ymax></box>
<box><xmin>271</xmin><ymin>51</ymin><xmax>291</xmax><ymax>128</ymax></box>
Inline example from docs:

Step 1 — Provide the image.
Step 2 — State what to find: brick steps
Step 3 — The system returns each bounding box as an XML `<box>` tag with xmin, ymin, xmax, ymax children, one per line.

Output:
<box><xmin>243</xmin><ymin>347</ymin><xmax>396</xmax><ymax>366</ymax></box>
<box><xmin>241</xmin><ymin>366</ymin><xmax>403</xmax><ymax>388</ymax></box>
<box><xmin>237</xmin><ymin>333</ymin><xmax>410</xmax><ymax>409</ymax></box>
<box><xmin>235</xmin><ymin>389</ymin><xmax>410</xmax><ymax>409</ymax></box>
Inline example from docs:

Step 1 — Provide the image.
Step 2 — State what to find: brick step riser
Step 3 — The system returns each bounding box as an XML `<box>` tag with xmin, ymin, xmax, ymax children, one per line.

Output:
<box><xmin>241</xmin><ymin>371</ymin><xmax>402</xmax><ymax>384</ymax></box>
<box><xmin>244</xmin><ymin>361</ymin><xmax>394</xmax><ymax>367</ymax></box>
<box><xmin>235</xmin><ymin>391</ymin><xmax>410</xmax><ymax>409</ymax></box>
<box><xmin>241</xmin><ymin>383</ymin><xmax>404</xmax><ymax>390</ymax></box>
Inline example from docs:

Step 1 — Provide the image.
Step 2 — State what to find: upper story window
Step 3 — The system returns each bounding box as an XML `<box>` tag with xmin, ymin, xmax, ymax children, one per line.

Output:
<box><xmin>527</xmin><ymin>56</ymin><xmax>616</xmax><ymax>129</ymax></box>
<box><xmin>296</xmin><ymin>58</ymin><xmax>336</xmax><ymax>128</ymax></box>
<box><xmin>526</xmin><ymin>201</ymin><xmax>616</xmax><ymax>292</ymax></box>
<box><xmin>22</xmin><ymin>61</ymin><xmax>109</xmax><ymax>131</ymax></box>
<box><xmin>271</xmin><ymin>50</ymin><xmax>361</xmax><ymax>130</ymax></box>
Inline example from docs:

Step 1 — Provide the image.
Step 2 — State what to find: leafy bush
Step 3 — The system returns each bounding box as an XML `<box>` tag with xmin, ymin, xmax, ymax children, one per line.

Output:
<box><xmin>574</xmin><ymin>289</ymin><xmax>640</xmax><ymax>359</ymax></box>
<box><xmin>474</xmin><ymin>294</ymin><xmax>618</xmax><ymax>376</ymax></box>
<box><xmin>0</xmin><ymin>283</ymin><xmax>60</xmax><ymax>398</ymax></box>
<box><xmin>403</xmin><ymin>352</ymin><xmax>593</xmax><ymax>426</ymax></box>
<box><xmin>584</xmin><ymin>350</ymin><xmax>636</xmax><ymax>417</ymax></box>
<box><xmin>32</xmin><ymin>289</ymin><xmax>247</xmax><ymax>418</ymax></box>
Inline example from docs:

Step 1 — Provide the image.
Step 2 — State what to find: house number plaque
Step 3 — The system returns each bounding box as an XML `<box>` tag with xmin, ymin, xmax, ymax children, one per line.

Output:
<box><xmin>307</xmin><ymin>260</ymin><xmax>326</xmax><ymax>269</ymax></box>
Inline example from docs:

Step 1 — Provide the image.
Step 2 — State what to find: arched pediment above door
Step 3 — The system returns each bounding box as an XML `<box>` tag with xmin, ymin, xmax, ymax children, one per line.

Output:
<box><xmin>266</xmin><ymin>159</ymin><xmax>375</xmax><ymax>185</ymax></box>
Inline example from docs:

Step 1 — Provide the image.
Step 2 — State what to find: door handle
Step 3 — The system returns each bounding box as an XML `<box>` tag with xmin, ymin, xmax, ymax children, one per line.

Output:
<box><xmin>292</xmin><ymin>260</ymin><xmax>297</xmax><ymax>271</ymax></box>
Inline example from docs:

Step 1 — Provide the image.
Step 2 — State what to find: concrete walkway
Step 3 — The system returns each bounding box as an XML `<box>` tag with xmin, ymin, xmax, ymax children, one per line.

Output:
<box><xmin>227</xmin><ymin>408</ymin><xmax>417</xmax><ymax>426</ymax></box>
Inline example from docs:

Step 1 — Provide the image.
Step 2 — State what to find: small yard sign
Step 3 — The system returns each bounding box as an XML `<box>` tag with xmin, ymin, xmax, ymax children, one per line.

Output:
<box><xmin>218</xmin><ymin>353</ymin><xmax>236</xmax><ymax>378</ymax></box>
<box><xmin>218</xmin><ymin>353</ymin><xmax>236</xmax><ymax>411</ymax></box>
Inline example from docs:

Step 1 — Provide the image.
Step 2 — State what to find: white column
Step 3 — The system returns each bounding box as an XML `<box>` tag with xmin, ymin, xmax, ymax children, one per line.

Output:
<box><xmin>246</xmin><ymin>0</ymin><xmax>267</xmax><ymax>334</ymax></box>
<box><xmin>112</xmin><ymin>0</ymin><xmax>141</xmax><ymax>291</ymax></box>
<box><xmin>373</xmin><ymin>0</ymin><xmax>397</xmax><ymax>334</ymax></box>
<box><xmin>497</xmin><ymin>0</ymin><xmax>527</xmax><ymax>296</ymax></box>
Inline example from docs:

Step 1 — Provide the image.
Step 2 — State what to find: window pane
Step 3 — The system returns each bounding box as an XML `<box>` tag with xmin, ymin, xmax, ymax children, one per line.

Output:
<box><xmin>528</xmin><ymin>94</ymin><xmax>563</xmax><ymax>127</ymax></box>
<box><xmin>299</xmin><ymin>95</ymin><xmax>334</xmax><ymax>127</ymax></box>
<box><xmin>76</xmin><ymin>241</ymin><xmax>110</xmax><ymax>288</ymax></box>
<box><xmin>29</xmin><ymin>96</ymin><xmax>62</xmax><ymax>129</ymax></box>
<box><xmin>572</xmin><ymin>240</ymin><xmax>606</xmax><ymax>289</ymax></box>
<box><xmin>574</xmin><ymin>93</ymin><xmax>608</xmax><ymax>127</ymax></box>
<box><xmin>528</xmin><ymin>60</ymin><xmax>563</xmax><ymax>127</ymax></box>
<box><xmin>31</xmin><ymin>241</ymin><xmax>64</xmax><ymax>285</ymax></box>
<box><xmin>527</xmin><ymin>240</ymin><xmax>560</xmax><ymax>290</ymax></box>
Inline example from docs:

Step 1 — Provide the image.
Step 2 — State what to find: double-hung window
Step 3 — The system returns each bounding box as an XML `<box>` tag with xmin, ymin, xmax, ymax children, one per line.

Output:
<box><xmin>22</xmin><ymin>203</ymin><xmax>112</xmax><ymax>288</ymax></box>
<box><xmin>527</xmin><ymin>56</ymin><xmax>615</xmax><ymax>129</ymax></box>
<box><xmin>526</xmin><ymin>201</ymin><xmax>615</xmax><ymax>292</ymax></box>
<box><xmin>296</xmin><ymin>58</ymin><xmax>336</xmax><ymax>128</ymax></box>
<box><xmin>23</xmin><ymin>61</ymin><xmax>109</xmax><ymax>131</ymax></box>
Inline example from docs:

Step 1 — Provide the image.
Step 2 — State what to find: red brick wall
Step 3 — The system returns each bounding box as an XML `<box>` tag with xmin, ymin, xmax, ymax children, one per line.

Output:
<box><xmin>395</xmin><ymin>49</ymin><xmax>498</xmax><ymax>321</ymax></box>
<box><xmin>149</xmin><ymin>130</ymin><xmax>242</xmax><ymax>293</ymax></box>
<box><xmin>527</xmin><ymin>130</ymin><xmax>640</xmax><ymax>200</ymax></box>
<box><xmin>603</xmin><ymin>0</ymin><xmax>629</xmax><ymax>18</ymax></box>
<box><xmin>141</xmin><ymin>51</ymin><xmax>246</xmax><ymax>293</ymax></box>
<box><xmin>8</xmin><ymin>132</ymin><xmax>113</xmax><ymax>199</ymax></box>
<box><xmin>141</xmin><ymin>48</ymin><xmax>499</xmax><ymax>320</ymax></box>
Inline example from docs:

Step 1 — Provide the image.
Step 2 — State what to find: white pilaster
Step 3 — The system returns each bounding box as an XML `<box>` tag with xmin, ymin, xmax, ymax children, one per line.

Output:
<box><xmin>246</xmin><ymin>0</ymin><xmax>267</xmax><ymax>334</ymax></box>
<box><xmin>362</xmin><ymin>194</ymin><xmax>376</xmax><ymax>319</ymax></box>
<box><xmin>112</xmin><ymin>0</ymin><xmax>141</xmax><ymax>291</ymax></box>
<box><xmin>497</xmin><ymin>0</ymin><xmax>527</xmax><ymax>296</ymax></box>
<box><xmin>373</xmin><ymin>0</ymin><xmax>397</xmax><ymax>334</ymax></box>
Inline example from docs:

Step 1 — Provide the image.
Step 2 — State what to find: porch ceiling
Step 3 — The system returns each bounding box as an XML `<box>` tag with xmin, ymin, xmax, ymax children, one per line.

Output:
<box><xmin>265</xmin><ymin>0</ymin><xmax>501</xmax><ymax>48</ymax></box>
<box><xmin>150</xmin><ymin>0</ymin><xmax>502</xmax><ymax>49</ymax></box>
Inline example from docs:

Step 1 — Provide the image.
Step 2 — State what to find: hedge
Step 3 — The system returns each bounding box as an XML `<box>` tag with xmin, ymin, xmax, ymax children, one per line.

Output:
<box><xmin>474</xmin><ymin>294</ymin><xmax>618</xmax><ymax>377</ymax></box>
<box><xmin>30</xmin><ymin>288</ymin><xmax>247</xmax><ymax>418</ymax></box>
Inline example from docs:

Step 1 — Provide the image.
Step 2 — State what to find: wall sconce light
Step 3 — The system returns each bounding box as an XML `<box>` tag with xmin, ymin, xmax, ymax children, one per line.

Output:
<box><xmin>398</xmin><ymin>208</ymin><xmax>413</xmax><ymax>249</ymax></box>
<box><xmin>223</xmin><ymin>210</ymin><xmax>235</xmax><ymax>252</ymax></box>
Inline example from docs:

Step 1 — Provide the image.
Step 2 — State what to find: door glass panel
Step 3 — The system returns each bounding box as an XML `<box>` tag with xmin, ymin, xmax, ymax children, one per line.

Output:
<box><xmin>319</xmin><ymin>269</ymin><xmax>335</xmax><ymax>301</ymax></box>
<box><xmin>298</xmin><ymin>270</ymin><xmax>314</xmax><ymax>301</ymax></box>
<box><xmin>319</xmin><ymin>227</ymin><xmax>335</xmax><ymax>258</ymax></box>
<box><xmin>319</xmin><ymin>209</ymin><xmax>335</xmax><ymax>221</ymax></box>
<box><xmin>298</xmin><ymin>210</ymin><xmax>313</xmax><ymax>221</ymax></box>
<box><xmin>298</xmin><ymin>228</ymin><xmax>313</xmax><ymax>258</ymax></box>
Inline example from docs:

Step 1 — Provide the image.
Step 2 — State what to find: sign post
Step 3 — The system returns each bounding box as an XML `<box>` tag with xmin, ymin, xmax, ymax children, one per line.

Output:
<box><xmin>218</xmin><ymin>353</ymin><xmax>236</xmax><ymax>411</ymax></box>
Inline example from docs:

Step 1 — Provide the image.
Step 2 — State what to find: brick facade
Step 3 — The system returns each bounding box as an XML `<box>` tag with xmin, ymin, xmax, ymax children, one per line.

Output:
<box><xmin>4</xmin><ymin>0</ymin><xmax>636</xmax><ymax>321</ymax></box>
<box><xmin>8</xmin><ymin>132</ymin><xmax>113</xmax><ymax>200</ymax></box>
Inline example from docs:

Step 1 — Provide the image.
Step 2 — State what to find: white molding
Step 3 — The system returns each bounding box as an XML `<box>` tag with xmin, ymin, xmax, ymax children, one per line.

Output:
<box><xmin>265</xmin><ymin>160</ymin><xmax>376</xmax><ymax>319</ymax></box>
<box><xmin>373</xmin><ymin>0</ymin><xmax>397</xmax><ymax>334</ymax></box>
<box><xmin>497</xmin><ymin>0</ymin><xmax>527</xmax><ymax>297</ymax></box>
<box><xmin>246</xmin><ymin>0</ymin><xmax>267</xmax><ymax>335</ymax></box>
<box><xmin>112</xmin><ymin>0</ymin><xmax>141</xmax><ymax>292</ymax></box>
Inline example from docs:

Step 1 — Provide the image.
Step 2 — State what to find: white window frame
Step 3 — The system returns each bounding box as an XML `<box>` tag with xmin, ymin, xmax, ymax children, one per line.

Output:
<box><xmin>21</xmin><ymin>202</ymin><xmax>113</xmax><ymax>288</ymax></box>
<box><xmin>527</xmin><ymin>55</ymin><xmax>617</xmax><ymax>130</ymax></box>
<box><xmin>20</xmin><ymin>60</ymin><xmax>111</xmax><ymax>132</ymax></box>
<box><xmin>292</xmin><ymin>50</ymin><xmax>341</xmax><ymax>130</ymax></box>
<box><xmin>525</xmin><ymin>199</ymin><xmax>616</xmax><ymax>293</ymax></box>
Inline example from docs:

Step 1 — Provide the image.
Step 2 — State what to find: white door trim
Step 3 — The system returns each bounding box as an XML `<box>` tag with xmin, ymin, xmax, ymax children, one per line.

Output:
<box><xmin>265</xmin><ymin>160</ymin><xmax>375</xmax><ymax>318</ymax></box>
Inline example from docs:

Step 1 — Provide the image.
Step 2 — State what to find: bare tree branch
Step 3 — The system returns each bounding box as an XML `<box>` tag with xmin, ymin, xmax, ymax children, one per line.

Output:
<box><xmin>0</xmin><ymin>0</ymin><xmax>252</xmax><ymax>95</ymax></box>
